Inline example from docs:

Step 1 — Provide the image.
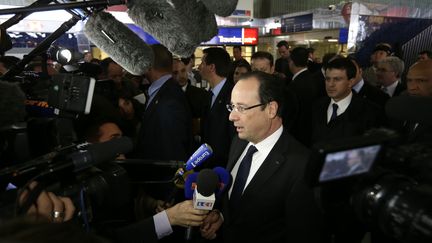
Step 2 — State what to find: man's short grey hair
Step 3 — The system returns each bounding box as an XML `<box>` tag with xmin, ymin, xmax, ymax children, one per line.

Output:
<box><xmin>380</xmin><ymin>56</ymin><xmax>405</xmax><ymax>78</ymax></box>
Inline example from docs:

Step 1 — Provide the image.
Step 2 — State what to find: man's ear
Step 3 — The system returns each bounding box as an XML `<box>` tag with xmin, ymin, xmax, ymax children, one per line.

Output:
<box><xmin>267</xmin><ymin>101</ymin><xmax>278</xmax><ymax>119</ymax></box>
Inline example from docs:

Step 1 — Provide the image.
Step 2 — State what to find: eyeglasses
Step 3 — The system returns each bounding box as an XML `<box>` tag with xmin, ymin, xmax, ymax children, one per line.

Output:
<box><xmin>226</xmin><ymin>103</ymin><xmax>267</xmax><ymax>113</ymax></box>
<box><xmin>376</xmin><ymin>68</ymin><xmax>394</xmax><ymax>73</ymax></box>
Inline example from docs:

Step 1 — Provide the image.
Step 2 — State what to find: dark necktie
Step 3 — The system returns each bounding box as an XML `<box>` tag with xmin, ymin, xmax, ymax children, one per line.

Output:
<box><xmin>330</xmin><ymin>103</ymin><xmax>338</xmax><ymax>121</ymax></box>
<box><xmin>230</xmin><ymin>145</ymin><xmax>257</xmax><ymax>210</ymax></box>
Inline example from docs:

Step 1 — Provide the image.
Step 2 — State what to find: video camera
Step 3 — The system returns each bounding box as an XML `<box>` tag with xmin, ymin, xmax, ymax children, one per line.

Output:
<box><xmin>306</xmin><ymin>129</ymin><xmax>432</xmax><ymax>243</ymax></box>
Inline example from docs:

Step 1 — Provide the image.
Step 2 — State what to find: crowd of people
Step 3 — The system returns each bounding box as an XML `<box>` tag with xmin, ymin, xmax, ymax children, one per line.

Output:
<box><xmin>0</xmin><ymin>40</ymin><xmax>431</xmax><ymax>243</ymax></box>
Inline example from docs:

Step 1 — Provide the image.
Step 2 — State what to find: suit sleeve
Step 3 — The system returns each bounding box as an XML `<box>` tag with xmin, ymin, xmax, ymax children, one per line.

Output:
<box><xmin>115</xmin><ymin>217</ymin><xmax>158</xmax><ymax>243</ymax></box>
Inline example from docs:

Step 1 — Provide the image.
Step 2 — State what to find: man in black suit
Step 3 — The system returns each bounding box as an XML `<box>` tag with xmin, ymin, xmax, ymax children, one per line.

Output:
<box><xmin>275</xmin><ymin>40</ymin><xmax>293</xmax><ymax>82</ymax></box>
<box><xmin>134</xmin><ymin>44</ymin><xmax>192</xmax><ymax>162</ymax></box>
<box><xmin>376</xmin><ymin>56</ymin><xmax>406</xmax><ymax>97</ymax></box>
<box><xmin>200</xmin><ymin>71</ymin><xmax>324</xmax><ymax>243</ymax></box>
<box><xmin>311</xmin><ymin>58</ymin><xmax>384</xmax><ymax>144</ymax></box>
<box><xmin>350</xmin><ymin>57</ymin><xmax>390</xmax><ymax>108</ymax></box>
<box><xmin>311</xmin><ymin>58</ymin><xmax>384</xmax><ymax>243</ymax></box>
<box><xmin>199</xmin><ymin>47</ymin><xmax>236</xmax><ymax>169</ymax></box>
<box><xmin>307</xmin><ymin>47</ymin><xmax>322</xmax><ymax>73</ymax></box>
<box><xmin>288</xmin><ymin>47</ymin><xmax>320</xmax><ymax>146</ymax></box>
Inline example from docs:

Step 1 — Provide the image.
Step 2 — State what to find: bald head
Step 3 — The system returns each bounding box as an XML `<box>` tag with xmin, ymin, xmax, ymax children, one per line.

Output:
<box><xmin>407</xmin><ymin>60</ymin><xmax>432</xmax><ymax>97</ymax></box>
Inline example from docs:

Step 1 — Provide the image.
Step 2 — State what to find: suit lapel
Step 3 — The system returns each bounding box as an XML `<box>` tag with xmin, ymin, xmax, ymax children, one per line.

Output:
<box><xmin>226</xmin><ymin>138</ymin><xmax>248</xmax><ymax>172</ymax></box>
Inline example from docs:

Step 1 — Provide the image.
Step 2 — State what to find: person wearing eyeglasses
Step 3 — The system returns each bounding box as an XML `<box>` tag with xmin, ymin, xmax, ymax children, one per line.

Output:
<box><xmin>200</xmin><ymin>71</ymin><xmax>325</xmax><ymax>243</ymax></box>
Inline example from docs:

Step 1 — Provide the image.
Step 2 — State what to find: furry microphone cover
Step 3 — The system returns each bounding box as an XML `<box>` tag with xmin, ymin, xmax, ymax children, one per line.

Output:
<box><xmin>127</xmin><ymin>0</ymin><xmax>217</xmax><ymax>57</ymax></box>
<box><xmin>201</xmin><ymin>0</ymin><xmax>239</xmax><ymax>17</ymax></box>
<box><xmin>84</xmin><ymin>11</ymin><xmax>154</xmax><ymax>75</ymax></box>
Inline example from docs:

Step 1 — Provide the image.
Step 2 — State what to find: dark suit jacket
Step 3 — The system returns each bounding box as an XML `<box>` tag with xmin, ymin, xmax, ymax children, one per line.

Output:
<box><xmin>135</xmin><ymin>78</ymin><xmax>192</xmax><ymax>161</ymax></box>
<box><xmin>311</xmin><ymin>93</ymin><xmax>384</xmax><ymax>144</ymax></box>
<box><xmin>201</xmin><ymin>81</ymin><xmax>235</xmax><ymax>168</ymax></box>
<box><xmin>275</xmin><ymin>57</ymin><xmax>293</xmax><ymax>83</ymax></box>
<box><xmin>310</xmin><ymin>69</ymin><xmax>327</xmax><ymax>98</ymax></box>
<box><xmin>116</xmin><ymin>217</ymin><xmax>157</xmax><ymax>243</ymax></box>
<box><xmin>288</xmin><ymin>70</ymin><xmax>320</xmax><ymax>146</ymax></box>
<box><xmin>356</xmin><ymin>81</ymin><xmax>390</xmax><ymax>107</ymax></box>
<box><xmin>184</xmin><ymin>83</ymin><xmax>209</xmax><ymax>118</ymax></box>
<box><xmin>393</xmin><ymin>82</ymin><xmax>406</xmax><ymax>97</ymax></box>
<box><xmin>221</xmin><ymin>129</ymin><xmax>324</xmax><ymax>243</ymax></box>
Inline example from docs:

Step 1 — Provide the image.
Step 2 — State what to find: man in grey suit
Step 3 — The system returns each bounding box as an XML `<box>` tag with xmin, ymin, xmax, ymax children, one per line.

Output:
<box><xmin>200</xmin><ymin>71</ymin><xmax>324</xmax><ymax>243</ymax></box>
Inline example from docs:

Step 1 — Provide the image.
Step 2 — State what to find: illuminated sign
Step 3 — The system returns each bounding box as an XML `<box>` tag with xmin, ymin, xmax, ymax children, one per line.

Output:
<box><xmin>203</xmin><ymin>27</ymin><xmax>258</xmax><ymax>45</ymax></box>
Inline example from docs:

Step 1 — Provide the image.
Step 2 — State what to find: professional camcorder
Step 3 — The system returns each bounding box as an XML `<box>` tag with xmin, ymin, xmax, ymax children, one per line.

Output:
<box><xmin>306</xmin><ymin>129</ymin><xmax>432</xmax><ymax>243</ymax></box>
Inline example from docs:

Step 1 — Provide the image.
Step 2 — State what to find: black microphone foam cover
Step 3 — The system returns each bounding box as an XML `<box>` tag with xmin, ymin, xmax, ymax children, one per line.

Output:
<box><xmin>196</xmin><ymin>169</ymin><xmax>218</xmax><ymax>197</ymax></box>
<box><xmin>201</xmin><ymin>0</ymin><xmax>239</xmax><ymax>17</ymax></box>
<box><xmin>127</xmin><ymin>0</ymin><xmax>217</xmax><ymax>57</ymax></box>
<box><xmin>88</xmin><ymin>136</ymin><xmax>134</xmax><ymax>164</ymax></box>
<box><xmin>84</xmin><ymin>11</ymin><xmax>153</xmax><ymax>75</ymax></box>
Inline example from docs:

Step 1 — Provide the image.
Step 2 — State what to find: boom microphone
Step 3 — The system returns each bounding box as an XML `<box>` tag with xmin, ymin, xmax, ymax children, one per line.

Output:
<box><xmin>84</xmin><ymin>11</ymin><xmax>153</xmax><ymax>75</ymax></box>
<box><xmin>385</xmin><ymin>96</ymin><xmax>432</xmax><ymax>125</ymax></box>
<box><xmin>127</xmin><ymin>0</ymin><xmax>217</xmax><ymax>57</ymax></box>
<box><xmin>201</xmin><ymin>0</ymin><xmax>239</xmax><ymax>17</ymax></box>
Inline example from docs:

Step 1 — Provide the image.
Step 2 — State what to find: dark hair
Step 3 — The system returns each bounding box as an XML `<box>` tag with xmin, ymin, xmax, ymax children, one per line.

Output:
<box><xmin>276</xmin><ymin>40</ymin><xmax>289</xmax><ymax>49</ymax></box>
<box><xmin>0</xmin><ymin>56</ymin><xmax>20</xmax><ymax>69</ymax></box>
<box><xmin>419</xmin><ymin>50</ymin><xmax>432</xmax><ymax>58</ymax></box>
<box><xmin>322</xmin><ymin>53</ymin><xmax>344</xmax><ymax>70</ymax></box>
<box><xmin>233</xmin><ymin>46</ymin><xmax>241</xmax><ymax>51</ymax></box>
<box><xmin>373</xmin><ymin>43</ymin><xmax>392</xmax><ymax>54</ymax></box>
<box><xmin>202</xmin><ymin>47</ymin><xmax>231</xmax><ymax>77</ymax></box>
<box><xmin>307</xmin><ymin>47</ymin><xmax>315</xmax><ymax>54</ymax></box>
<box><xmin>239</xmin><ymin>71</ymin><xmax>285</xmax><ymax>117</ymax></box>
<box><xmin>180</xmin><ymin>56</ymin><xmax>191</xmax><ymax>66</ymax></box>
<box><xmin>236</xmin><ymin>61</ymin><xmax>252</xmax><ymax>72</ymax></box>
<box><xmin>151</xmin><ymin>44</ymin><xmax>173</xmax><ymax>72</ymax></box>
<box><xmin>251</xmin><ymin>51</ymin><xmax>274</xmax><ymax>67</ymax></box>
<box><xmin>290</xmin><ymin>47</ymin><xmax>309</xmax><ymax>67</ymax></box>
<box><xmin>326</xmin><ymin>57</ymin><xmax>357</xmax><ymax>80</ymax></box>
<box><xmin>100</xmin><ymin>57</ymin><xmax>115</xmax><ymax>75</ymax></box>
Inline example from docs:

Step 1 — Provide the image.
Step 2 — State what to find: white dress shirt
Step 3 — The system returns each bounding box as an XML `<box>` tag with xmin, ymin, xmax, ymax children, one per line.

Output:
<box><xmin>327</xmin><ymin>92</ymin><xmax>353</xmax><ymax>123</ymax></box>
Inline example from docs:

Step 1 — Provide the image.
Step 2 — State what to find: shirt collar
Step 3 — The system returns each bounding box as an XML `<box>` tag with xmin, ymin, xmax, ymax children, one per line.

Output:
<box><xmin>383</xmin><ymin>80</ymin><xmax>399</xmax><ymax>97</ymax></box>
<box><xmin>330</xmin><ymin>91</ymin><xmax>353</xmax><ymax>115</ymax></box>
<box><xmin>249</xmin><ymin>125</ymin><xmax>283</xmax><ymax>153</ymax></box>
<box><xmin>292</xmin><ymin>68</ymin><xmax>308</xmax><ymax>80</ymax></box>
<box><xmin>352</xmin><ymin>79</ymin><xmax>364</xmax><ymax>93</ymax></box>
<box><xmin>210</xmin><ymin>78</ymin><xmax>226</xmax><ymax>98</ymax></box>
<box><xmin>148</xmin><ymin>74</ymin><xmax>172</xmax><ymax>97</ymax></box>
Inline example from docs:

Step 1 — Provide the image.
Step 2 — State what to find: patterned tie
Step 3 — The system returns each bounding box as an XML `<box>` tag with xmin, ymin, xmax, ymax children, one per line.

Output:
<box><xmin>230</xmin><ymin>145</ymin><xmax>258</xmax><ymax>210</ymax></box>
<box><xmin>330</xmin><ymin>103</ymin><xmax>338</xmax><ymax>121</ymax></box>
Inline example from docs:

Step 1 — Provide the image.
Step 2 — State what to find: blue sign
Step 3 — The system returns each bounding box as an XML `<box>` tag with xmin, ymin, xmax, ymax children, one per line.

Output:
<box><xmin>203</xmin><ymin>28</ymin><xmax>243</xmax><ymax>45</ymax></box>
<box><xmin>339</xmin><ymin>28</ymin><xmax>348</xmax><ymax>44</ymax></box>
<box><xmin>281</xmin><ymin>14</ymin><xmax>313</xmax><ymax>33</ymax></box>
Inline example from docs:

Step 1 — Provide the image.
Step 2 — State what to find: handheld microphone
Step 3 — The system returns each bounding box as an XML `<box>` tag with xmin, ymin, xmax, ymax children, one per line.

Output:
<box><xmin>213</xmin><ymin>167</ymin><xmax>231</xmax><ymax>197</ymax></box>
<box><xmin>127</xmin><ymin>0</ymin><xmax>217</xmax><ymax>57</ymax></box>
<box><xmin>386</xmin><ymin>96</ymin><xmax>432</xmax><ymax>125</ymax></box>
<box><xmin>201</xmin><ymin>0</ymin><xmax>239</xmax><ymax>17</ymax></box>
<box><xmin>84</xmin><ymin>11</ymin><xmax>154</xmax><ymax>75</ymax></box>
<box><xmin>173</xmin><ymin>143</ymin><xmax>213</xmax><ymax>181</ymax></box>
<box><xmin>185</xmin><ymin>169</ymin><xmax>218</xmax><ymax>241</ymax></box>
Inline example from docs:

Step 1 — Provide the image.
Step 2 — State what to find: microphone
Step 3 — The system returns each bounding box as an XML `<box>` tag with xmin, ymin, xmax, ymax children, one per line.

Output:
<box><xmin>201</xmin><ymin>0</ymin><xmax>239</xmax><ymax>17</ymax></box>
<box><xmin>127</xmin><ymin>0</ymin><xmax>217</xmax><ymax>57</ymax></box>
<box><xmin>84</xmin><ymin>11</ymin><xmax>154</xmax><ymax>75</ymax></box>
<box><xmin>213</xmin><ymin>167</ymin><xmax>231</xmax><ymax>197</ymax></box>
<box><xmin>66</xmin><ymin>136</ymin><xmax>134</xmax><ymax>173</ymax></box>
<box><xmin>386</xmin><ymin>96</ymin><xmax>432</xmax><ymax>125</ymax></box>
<box><xmin>185</xmin><ymin>169</ymin><xmax>218</xmax><ymax>241</ymax></box>
<box><xmin>173</xmin><ymin>143</ymin><xmax>213</xmax><ymax>181</ymax></box>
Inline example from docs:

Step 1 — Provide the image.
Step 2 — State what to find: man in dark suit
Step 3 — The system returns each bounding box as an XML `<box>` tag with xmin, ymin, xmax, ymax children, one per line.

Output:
<box><xmin>199</xmin><ymin>47</ymin><xmax>235</xmax><ymax>169</ymax></box>
<box><xmin>311</xmin><ymin>58</ymin><xmax>384</xmax><ymax>243</ymax></box>
<box><xmin>288</xmin><ymin>47</ymin><xmax>320</xmax><ymax>146</ymax></box>
<box><xmin>311</xmin><ymin>58</ymin><xmax>384</xmax><ymax>144</ymax></box>
<box><xmin>275</xmin><ymin>40</ymin><xmax>293</xmax><ymax>82</ymax></box>
<box><xmin>134</xmin><ymin>44</ymin><xmax>192</xmax><ymax>162</ymax></box>
<box><xmin>376</xmin><ymin>56</ymin><xmax>406</xmax><ymax>97</ymax></box>
<box><xmin>200</xmin><ymin>71</ymin><xmax>324</xmax><ymax>243</ymax></box>
<box><xmin>350</xmin><ymin>57</ymin><xmax>390</xmax><ymax>108</ymax></box>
